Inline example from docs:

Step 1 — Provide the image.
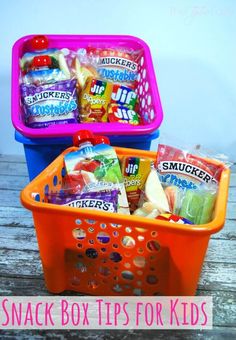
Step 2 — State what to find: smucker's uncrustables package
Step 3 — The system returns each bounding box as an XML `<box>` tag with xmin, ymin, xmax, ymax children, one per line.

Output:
<box><xmin>156</xmin><ymin>144</ymin><xmax>226</xmax><ymax>224</ymax></box>
<box><xmin>20</xmin><ymin>79</ymin><xmax>79</xmax><ymax>128</ymax></box>
<box><xmin>86</xmin><ymin>47</ymin><xmax>142</xmax><ymax>88</ymax></box>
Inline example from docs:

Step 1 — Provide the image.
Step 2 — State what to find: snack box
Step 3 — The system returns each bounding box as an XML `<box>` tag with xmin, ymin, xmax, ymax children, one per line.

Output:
<box><xmin>21</xmin><ymin>146</ymin><xmax>230</xmax><ymax>296</ymax></box>
<box><xmin>12</xmin><ymin>34</ymin><xmax>163</xmax><ymax>138</ymax></box>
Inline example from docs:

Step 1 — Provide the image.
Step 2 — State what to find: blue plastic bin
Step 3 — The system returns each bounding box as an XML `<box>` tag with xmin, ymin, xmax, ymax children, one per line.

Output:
<box><xmin>15</xmin><ymin>130</ymin><xmax>159</xmax><ymax>180</ymax></box>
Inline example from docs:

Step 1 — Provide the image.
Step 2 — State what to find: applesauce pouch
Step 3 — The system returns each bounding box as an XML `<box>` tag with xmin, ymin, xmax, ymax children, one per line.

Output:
<box><xmin>64</xmin><ymin>134</ymin><xmax>130</xmax><ymax>215</ymax></box>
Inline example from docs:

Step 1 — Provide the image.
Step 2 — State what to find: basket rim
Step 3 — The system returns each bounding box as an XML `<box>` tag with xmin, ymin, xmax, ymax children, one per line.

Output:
<box><xmin>20</xmin><ymin>146</ymin><xmax>231</xmax><ymax>236</ymax></box>
<box><xmin>11</xmin><ymin>34</ymin><xmax>163</xmax><ymax>138</ymax></box>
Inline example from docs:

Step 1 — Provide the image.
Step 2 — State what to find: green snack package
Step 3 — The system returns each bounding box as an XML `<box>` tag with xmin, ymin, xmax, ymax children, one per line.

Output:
<box><xmin>180</xmin><ymin>191</ymin><xmax>204</xmax><ymax>224</ymax></box>
<box><xmin>180</xmin><ymin>189</ymin><xmax>217</xmax><ymax>224</ymax></box>
<box><xmin>195</xmin><ymin>192</ymin><xmax>216</xmax><ymax>224</ymax></box>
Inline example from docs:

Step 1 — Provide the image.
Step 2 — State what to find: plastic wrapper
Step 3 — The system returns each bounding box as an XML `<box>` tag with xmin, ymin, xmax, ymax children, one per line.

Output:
<box><xmin>110</xmin><ymin>83</ymin><xmax>137</xmax><ymax>108</ymax></box>
<box><xmin>85</xmin><ymin>47</ymin><xmax>143</xmax><ymax>88</ymax></box>
<box><xmin>179</xmin><ymin>188</ymin><xmax>217</xmax><ymax>224</ymax></box>
<box><xmin>64</xmin><ymin>132</ymin><xmax>130</xmax><ymax>215</ymax></box>
<box><xmin>68</xmin><ymin>49</ymin><xmax>98</xmax><ymax>90</ymax></box>
<box><xmin>121</xmin><ymin>156</ymin><xmax>152</xmax><ymax>212</ymax></box>
<box><xmin>108</xmin><ymin>104</ymin><xmax>140</xmax><ymax>125</ymax></box>
<box><xmin>20</xmin><ymin>79</ymin><xmax>79</xmax><ymax>128</ymax></box>
<box><xmin>46</xmin><ymin>189</ymin><xmax>119</xmax><ymax>213</ymax></box>
<box><xmin>79</xmin><ymin>77</ymin><xmax>113</xmax><ymax>122</ymax></box>
<box><xmin>156</xmin><ymin>144</ymin><xmax>229</xmax><ymax>224</ymax></box>
<box><xmin>157</xmin><ymin>144</ymin><xmax>224</xmax><ymax>189</ymax></box>
<box><xmin>133</xmin><ymin>165</ymin><xmax>170</xmax><ymax>218</ymax></box>
<box><xmin>155</xmin><ymin>213</ymin><xmax>193</xmax><ymax>225</ymax></box>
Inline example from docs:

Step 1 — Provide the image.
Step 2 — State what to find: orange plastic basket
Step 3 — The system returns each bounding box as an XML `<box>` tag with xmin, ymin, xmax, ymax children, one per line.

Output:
<box><xmin>21</xmin><ymin>147</ymin><xmax>230</xmax><ymax>296</ymax></box>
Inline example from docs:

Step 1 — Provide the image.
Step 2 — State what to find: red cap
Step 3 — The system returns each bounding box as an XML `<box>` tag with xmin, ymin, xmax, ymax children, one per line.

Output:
<box><xmin>94</xmin><ymin>135</ymin><xmax>110</xmax><ymax>145</ymax></box>
<box><xmin>31</xmin><ymin>35</ymin><xmax>49</xmax><ymax>51</ymax></box>
<box><xmin>73</xmin><ymin>130</ymin><xmax>95</xmax><ymax>146</ymax></box>
<box><xmin>32</xmin><ymin>55</ymin><xmax>51</xmax><ymax>68</ymax></box>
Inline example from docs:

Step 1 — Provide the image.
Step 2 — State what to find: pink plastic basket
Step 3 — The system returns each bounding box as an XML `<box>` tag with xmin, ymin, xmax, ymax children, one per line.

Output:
<box><xmin>12</xmin><ymin>35</ymin><xmax>163</xmax><ymax>138</ymax></box>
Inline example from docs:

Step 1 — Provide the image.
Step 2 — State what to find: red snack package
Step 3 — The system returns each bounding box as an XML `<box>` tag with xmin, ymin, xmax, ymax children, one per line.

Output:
<box><xmin>156</xmin><ymin>144</ymin><xmax>225</xmax><ymax>190</ymax></box>
<box><xmin>87</xmin><ymin>47</ymin><xmax>142</xmax><ymax>88</ymax></box>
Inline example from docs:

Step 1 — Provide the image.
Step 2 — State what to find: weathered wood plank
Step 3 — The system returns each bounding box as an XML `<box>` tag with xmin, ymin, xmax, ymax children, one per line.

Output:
<box><xmin>0</xmin><ymin>249</ymin><xmax>235</xmax><ymax>291</ymax></box>
<box><xmin>0</xmin><ymin>174</ymin><xmax>29</xmax><ymax>190</ymax></box>
<box><xmin>0</xmin><ymin>277</ymin><xmax>48</xmax><ymax>296</ymax></box>
<box><xmin>0</xmin><ymin>223</ymin><xmax>235</xmax><ymax>263</ymax></box>
<box><xmin>211</xmin><ymin>219</ymin><xmax>236</xmax><ymax>240</ymax></box>
<box><xmin>205</xmin><ymin>239</ymin><xmax>236</xmax><ymax>264</ymax></box>
<box><xmin>0</xmin><ymin>155</ymin><xmax>235</xmax><ymax>339</ymax></box>
<box><xmin>0</xmin><ymin>182</ymin><xmax>235</xmax><ymax>213</ymax></box>
<box><xmin>0</xmin><ymin>210</ymin><xmax>234</xmax><ymax>240</ymax></box>
<box><xmin>226</xmin><ymin>202</ymin><xmax>236</xmax><ymax>220</ymax></box>
<box><xmin>198</xmin><ymin>262</ymin><xmax>236</xmax><ymax>291</ymax></box>
<box><xmin>229</xmin><ymin>189</ymin><xmax>236</xmax><ymax>202</ymax></box>
<box><xmin>196</xmin><ymin>290</ymin><xmax>236</xmax><ymax>327</ymax></box>
<box><xmin>0</xmin><ymin>249</ymin><xmax>43</xmax><ymax>278</ymax></box>
<box><xmin>0</xmin><ymin>161</ymin><xmax>28</xmax><ymax>176</ymax></box>
<box><xmin>230</xmin><ymin>173</ymin><xmax>236</xmax><ymax>187</ymax></box>
<box><xmin>1</xmin><ymin>187</ymin><xmax>235</xmax><ymax>212</ymax></box>
<box><xmin>0</xmin><ymin>203</ymin><xmax>235</xmax><ymax>226</ymax></box>
<box><xmin>0</xmin><ymin>189</ymin><xmax>22</xmax><ymax>208</ymax></box>
<box><xmin>0</xmin><ymin>154</ymin><xmax>25</xmax><ymax>163</ymax></box>
<box><xmin>0</xmin><ymin>226</ymin><xmax>37</xmax><ymax>251</ymax></box>
<box><xmin>231</xmin><ymin>163</ymin><xmax>236</xmax><ymax>172</ymax></box>
<box><xmin>0</xmin><ymin>216</ymin><xmax>235</xmax><ymax>248</ymax></box>
<box><xmin>0</xmin><ymin>207</ymin><xmax>33</xmax><ymax>228</ymax></box>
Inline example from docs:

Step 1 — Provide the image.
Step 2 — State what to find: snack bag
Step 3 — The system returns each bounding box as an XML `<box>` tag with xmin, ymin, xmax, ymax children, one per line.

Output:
<box><xmin>157</xmin><ymin>144</ymin><xmax>224</xmax><ymax>190</ymax></box>
<box><xmin>108</xmin><ymin>104</ymin><xmax>140</xmax><ymax>125</ymax></box>
<box><xmin>71</xmin><ymin>50</ymin><xmax>98</xmax><ymax>90</ymax></box>
<box><xmin>121</xmin><ymin>157</ymin><xmax>151</xmax><ymax>212</ymax></box>
<box><xmin>79</xmin><ymin>78</ymin><xmax>113</xmax><ymax>122</ymax></box>
<box><xmin>20</xmin><ymin>78</ymin><xmax>79</xmax><ymax>128</ymax></box>
<box><xmin>133</xmin><ymin>165</ymin><xmax>170</xmax><ymax>218</ymax></box>
<box><xmin>110</xmin><ymin>84</ymin><xmax>137</xmax><ymax>108</ymax></box>
<box><xmin>156</xmin><ymin>144</ymin><xmax>225</xmax><ymax>224</ymax></box>
<box><xmin>156</xmin><ymin>213</ymin><xmax>193</xmax><ymax>225</ymax></box>
<box><xmin>46</xmin><ymin>190</ymin><xmax>119</xmax><ymax>213</ymax></box>
<box><xmin>179</xmin><ymin>188</ymin><xmax>217</xmax><ymax>224</ymax></box>
<box><xmin>63</xmin><ymin>131</ymin><xmax>130</xmax><ymax>214</ymax></box>
<box><xmin>87</xmin><ymin>47</ymin><xmax>142</xmax><ymax>88</ymax></box>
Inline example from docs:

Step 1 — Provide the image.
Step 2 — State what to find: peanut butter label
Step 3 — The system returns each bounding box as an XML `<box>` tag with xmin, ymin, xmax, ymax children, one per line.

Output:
<box><xmin>80</xmin><ymin>78</ymin><xmax>112</xmax><ymax>122</ymax></box>
<box><xmin>122</xmin><ymin>157</ymin><xmax>151</xmax><ymax>211</ymax></box>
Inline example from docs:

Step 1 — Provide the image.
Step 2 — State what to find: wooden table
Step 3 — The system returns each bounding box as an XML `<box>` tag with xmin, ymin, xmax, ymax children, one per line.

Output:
<box><xmin>0</xmin><ymin>155</ymin><xmax>235</xmax><ymax>338</ymax></box>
